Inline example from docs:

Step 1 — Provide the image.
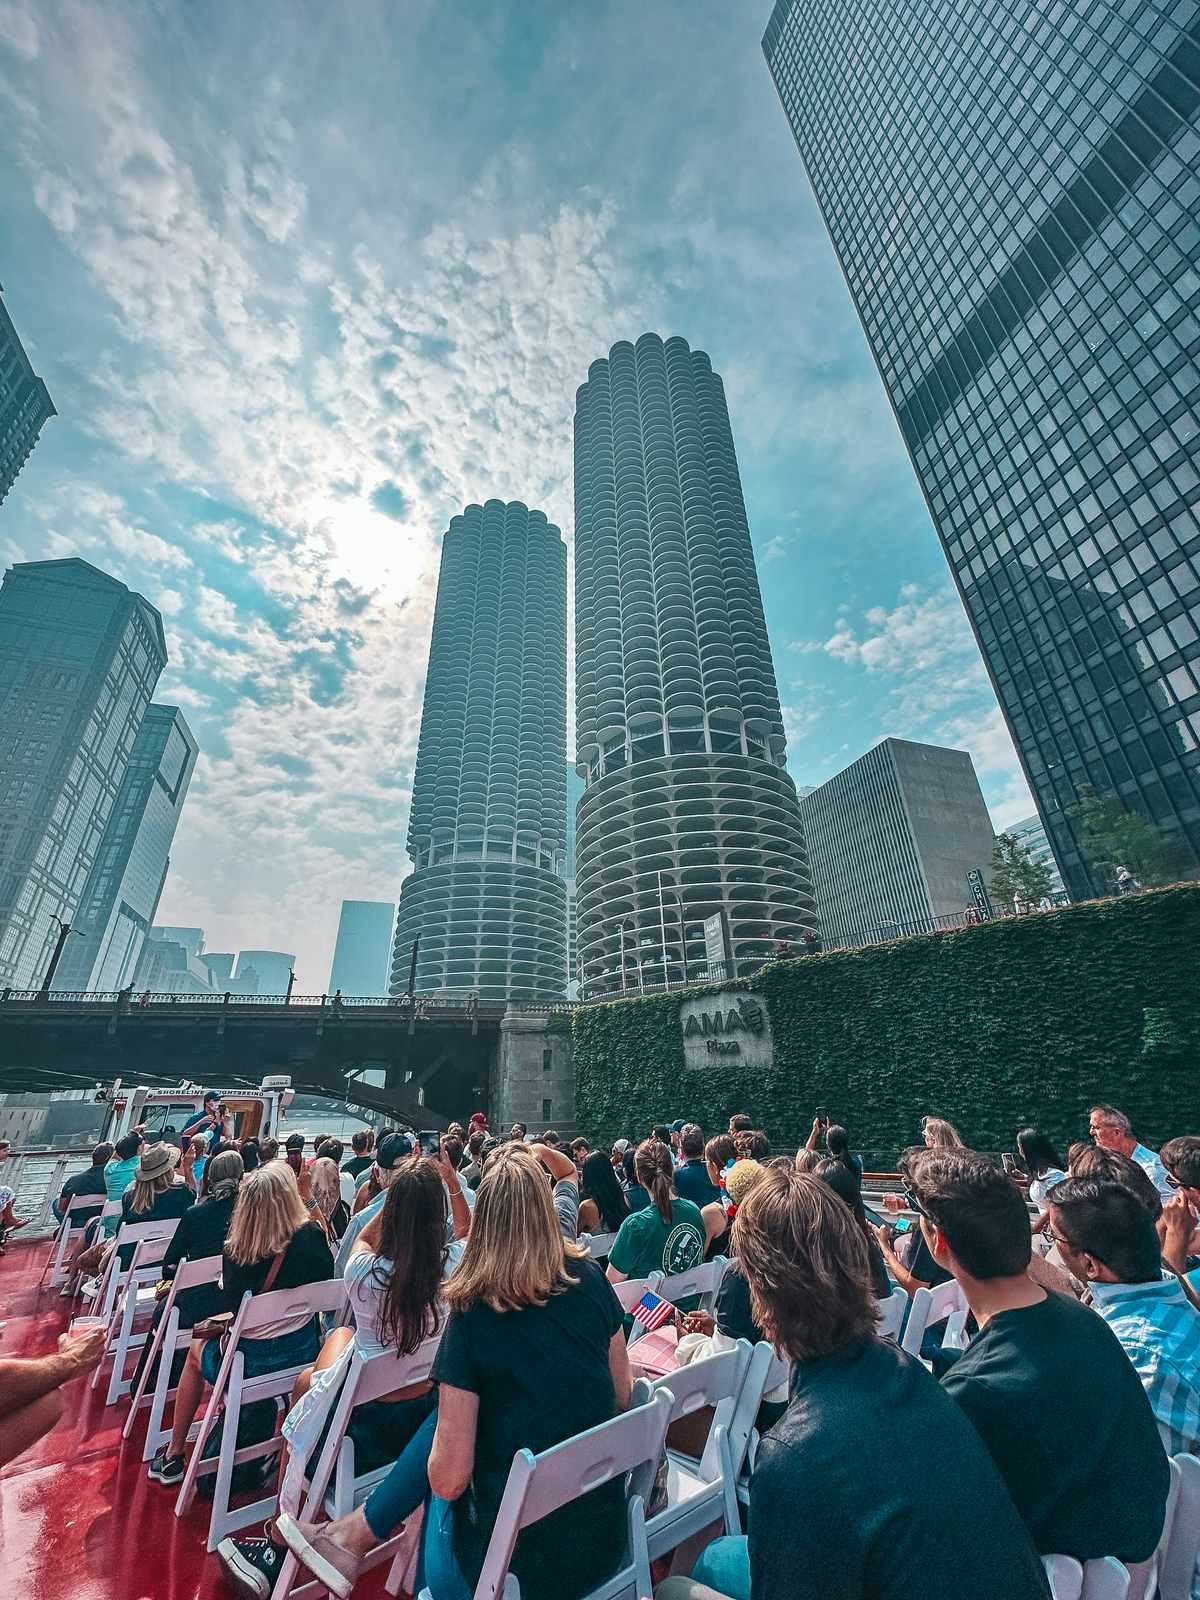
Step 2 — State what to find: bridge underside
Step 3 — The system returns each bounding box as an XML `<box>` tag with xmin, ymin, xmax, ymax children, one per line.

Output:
<box><xmin>0</xmin><ymin>1004</ymin><xmax>503</xmax><ymax>1130</ymax></box>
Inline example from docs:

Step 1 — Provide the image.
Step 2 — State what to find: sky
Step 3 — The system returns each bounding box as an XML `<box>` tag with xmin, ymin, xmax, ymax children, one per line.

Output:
<box><xmin>0</xmin><ymin>0</ymin><xmax>1033</xmax><ymax>989</ymax></box>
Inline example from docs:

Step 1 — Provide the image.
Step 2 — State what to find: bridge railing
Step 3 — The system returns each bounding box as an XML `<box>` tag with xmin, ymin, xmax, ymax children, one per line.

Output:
<box><xmin>0</xmin><ymin>988</ymin><xmax>486</xmax><ymax>1011</ymax></box>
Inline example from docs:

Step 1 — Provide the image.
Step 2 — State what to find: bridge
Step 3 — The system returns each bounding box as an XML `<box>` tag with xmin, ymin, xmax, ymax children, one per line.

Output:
<box><xmin>0</xmin><ymin>988</ymin><xmax>557</xmax><ymax>1127</ymax></box>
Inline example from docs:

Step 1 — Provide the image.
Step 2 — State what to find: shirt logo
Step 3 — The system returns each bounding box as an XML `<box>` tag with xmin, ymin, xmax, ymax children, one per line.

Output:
<box><xmin>663</xmin><ymin>1221</ymin><xmax>702</xmax><ymax>1276</ymax></box>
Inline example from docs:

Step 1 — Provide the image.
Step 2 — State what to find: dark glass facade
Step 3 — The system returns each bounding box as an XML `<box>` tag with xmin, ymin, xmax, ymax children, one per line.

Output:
<box><xmin>764</xmin><ymin>0</ymin><xmax>1200</xmax><ymax>897</ymax></box>
<box><xmin>0</xmin><ymin>284</ymin><xmax>55</xmax><ymax>505</ymax></box>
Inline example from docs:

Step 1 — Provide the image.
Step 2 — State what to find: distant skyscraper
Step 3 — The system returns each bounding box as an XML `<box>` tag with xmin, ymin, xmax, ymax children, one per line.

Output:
<box><xmin>574</xmin><ymin>333</ymin><xmax>816</xmax><ymax>996</ymax></box>
<box><xmin>0</xmin><ymin>559</ymin><xmax>166</xmax><ymax>989</ymax></box>
<box><xmin>152</xmin><ymin>927</ymin><xmax>205</xmax><ymax>957</ymax></box>
<box><xmin>235</xmin><ymin>949</ymin><xmax>295</xmax><ymax>996</ymax></box>
<box><xmin>0</xmin><ymin>284</ymin><xmax>55</xmax><ymax>506</ymax></box>
<box><xmin>1008</xmin><ymin>813</ymin><xmax>1068</xmax><ymax>902</ymax></box>
<box><xmin>52</xmin><ymin>704</ymin><xmax>198</xmax><ymax>991</ymax></box>
<box><xmin>764</xmin><ymin>1</ymin><xmax>1200</xmax><ymax>899</ymax></box>
<box><xmin>201</xmin><ymin>952</ymin><xmax>235</xmax><ymax>988</ymax></box>
<box><xmin>328</xmin><ymin>900</ymin><xmax>395</xmax><ymax>995</ymax></box>
<box><xmin>798</xmin><ymin>738</ymin><xmax>997</xmax><ymax>948</ymax></box>
<box><xmin>134</xmin><ymin>929</ymin><xmax>214</xmax><ymax>995</ymax></box>
<box><xmin>391</xmin><ymin>500</ymin><xmax>568</xmax><ymax>1001</ymax></box>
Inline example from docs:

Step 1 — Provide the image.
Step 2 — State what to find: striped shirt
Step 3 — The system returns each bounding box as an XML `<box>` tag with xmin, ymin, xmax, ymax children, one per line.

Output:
<box><xmin>1090</xmin><ymin>1274</ymin><xmax>1200</xmax><ymax>1455</ymax></box>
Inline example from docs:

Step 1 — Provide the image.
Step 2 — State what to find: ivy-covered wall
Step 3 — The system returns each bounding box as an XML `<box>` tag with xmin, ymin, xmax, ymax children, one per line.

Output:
<box><xmin>573</xmin><ymin>885</ymin><xmax>1200</xmax><ymax>1163</ymax></box>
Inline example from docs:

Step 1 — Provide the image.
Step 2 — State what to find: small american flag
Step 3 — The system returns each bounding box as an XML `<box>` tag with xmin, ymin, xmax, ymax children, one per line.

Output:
<box><xmin>631</xmin><ymin>1290</ymin><xmax>674</xmax><ymax>1332</ymax></box>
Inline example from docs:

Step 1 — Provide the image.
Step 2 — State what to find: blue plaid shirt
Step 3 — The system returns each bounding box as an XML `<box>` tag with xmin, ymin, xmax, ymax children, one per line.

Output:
<box><xmin>1090</xmin><ymin>1274</ymin><xmax>1200</xmax><ymax>1455</ymax></box>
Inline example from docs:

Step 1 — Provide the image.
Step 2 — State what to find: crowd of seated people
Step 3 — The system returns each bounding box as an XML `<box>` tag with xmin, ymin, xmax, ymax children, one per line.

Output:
<box><xmin>4</xmin><ymin>1094</ymin><xmax>1200</xmax><ymax>1600</ymax></box>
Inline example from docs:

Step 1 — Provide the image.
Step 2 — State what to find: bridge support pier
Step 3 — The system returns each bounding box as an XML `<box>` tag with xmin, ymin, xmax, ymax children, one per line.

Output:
<box><xmin>492</xmin><ymin>1014</ymin><xmax>576</xmax><ymax>1138</ymax></box>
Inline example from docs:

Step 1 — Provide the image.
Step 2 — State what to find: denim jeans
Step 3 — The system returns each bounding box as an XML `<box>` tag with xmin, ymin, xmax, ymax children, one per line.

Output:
<box><xmin>692</xmin><ymin>1535</ymin><xmax>751</xmax><ymax>1600</ymax></box>
<box><xmin>420</xmin><ymin>1493</ymin><xmax>473</xmax><ymax>1600</ymax></box>
<box><xmin>363</xmin><ymin>1405</ymin><xmax>438</xmax><ymax>1539</ymax></box>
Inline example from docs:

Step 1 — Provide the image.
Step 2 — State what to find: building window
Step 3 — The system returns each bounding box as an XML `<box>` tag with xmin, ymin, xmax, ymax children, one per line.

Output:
<box><xmin>542</xmin><ymin>1098</ymin><xmax>552</xmax><ymax>1121</ymax></box>
<box><xmin>542</xmin><ymin>1047</ymin><xmax>552</xmax><ymax>1072</ymax></box>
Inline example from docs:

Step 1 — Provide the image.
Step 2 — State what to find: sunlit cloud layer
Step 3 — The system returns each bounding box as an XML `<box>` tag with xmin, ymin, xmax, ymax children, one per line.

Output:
<box><xmin>0</xmin><ymin>0</ymin><xmax>1029</xmax><ymax>984</ymax></box>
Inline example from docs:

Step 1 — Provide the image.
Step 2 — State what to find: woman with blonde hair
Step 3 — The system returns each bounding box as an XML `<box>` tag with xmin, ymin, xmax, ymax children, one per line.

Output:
<box><xmin>114</xmin><ymin>1141</ymin><xmax>194</xmax><ymax>1267</ymax></box>
<box><xmin>921</xmin><ymin>1116</ymin><xmax>965</xmax><ymax>1150</ymax></box>
<box><xmin>149</xmin><ymin>1159</ymin><xmax>333</xmax><ymax>1488</ymax></box>
<box><xmin>276</xmin><ymin>1141</ymin><xmax>631</xmax><ymax>1600</ymax></box>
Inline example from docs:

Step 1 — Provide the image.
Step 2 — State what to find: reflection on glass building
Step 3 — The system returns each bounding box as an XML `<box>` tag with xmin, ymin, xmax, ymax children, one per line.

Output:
<box><xmin>0</xmin><ymin>283</ymin><xmax>55</xmax><ymax>506</ymax></box>
<box><xmin>573</xmin><ymin>333</ymin><xmax>816</xmax><ymax>995</ymax></box>
<box><xmin>0</xmin><ymin>558</ymin><xmax>167</xmax><ymax>988</ymax></box>
<box><xmin>391</xmin><ymin>500</ymin><xmax>568</xmax><ymax>1001</ymax></box>
<box><xmin>764</xmin><ymin>0</ymin><xmax>1200</xmax><ymax>897</ymax></box>
<box><xmin>52</xmin><ymin>704</ymin><xmax>198</xmax><ymax>992</ymax></box>
<box><xmin>328</xmin><ymin>900</ymin><xmax>396</xmax><ymax>996</ymax></box>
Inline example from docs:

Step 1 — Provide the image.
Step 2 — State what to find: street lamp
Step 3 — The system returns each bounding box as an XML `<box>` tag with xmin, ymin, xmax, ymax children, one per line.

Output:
<box><xmin>38</xmin><ymin>914</ymin><xmax>80</xmax><ymax>998</ymax></box>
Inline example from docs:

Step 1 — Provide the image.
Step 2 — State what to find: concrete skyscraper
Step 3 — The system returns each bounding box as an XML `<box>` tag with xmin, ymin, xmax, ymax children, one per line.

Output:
<box><xmin>0</xmin><ymin>284</ymin><xmax>55</xmax><ymax>506</ymax></box>
<box><xmin>573</xmin><ymin>333</ymin><xmax>816</xmax><ymax>996</ymax></box>
<box><xmin>52</xmin><ymin>704</ymin><xmax>198</xmax><ymax>992</ymax></box>
<box><xmin>0</xmin><ymin>559</ymin><xmax>166</xmax><ymax>989</ymax></box>
<box><xmin>391</xmin><ymin>500</ymin><xmax>568</xmax><ymax>1001</ymax></box>
<box><xmin>799</xmin><ymin>739</ymin><xmax>997</xmax><ymax>948</ymax></box>
<box><xmin>764</xmin><ymin>1</ymin><xmax>1200</xmax><ymax>899</ymax></box>
<box><xmin>328</xmin><ymin>899</ymin><xmax>395</xmax><ymax>995</ymax></box>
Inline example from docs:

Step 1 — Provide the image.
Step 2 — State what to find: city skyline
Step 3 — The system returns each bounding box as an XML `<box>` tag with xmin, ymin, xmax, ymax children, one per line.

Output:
<box><xmin>0</xmin><ymin>2</ymin><xmax>1080</xmax><ymax>987</ymax></box>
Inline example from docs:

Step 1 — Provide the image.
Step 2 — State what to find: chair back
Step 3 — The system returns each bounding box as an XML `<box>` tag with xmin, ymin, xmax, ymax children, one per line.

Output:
<box><xmin>113</xmin><ymin>1216</ymin><xmax>179</xmax><ymax>1249</ymax></box>
<box><xmin>875</xmin><ymin>1286</ymin><xmax>908</xmax><ymax>1340</ymax></box>
<box><xmin>900</xmin><ymin>1276</ymin><xmax>964</xmax><ymax>1355</ymax></box>
<box><xmin>238</xmin><ymin>1277</ymin><xmax>348</xmax><ymax>1340</ymax></box>
<box><xmin>1080</xmin><ymin>1557</ymin><xmax>1130</xmax><ymax>1598</ymax></box>
<box><xmin>353</xmin><ymin>1331</ymin><xmax>443</xmax><ymax>1406</ymax></box>
<box><xmin>172</xmin><ymin>1252</ymin><xmax>224</xmax><ymax>1293</ymax></box>
<box><xmin>657</xmin><ymin>1257</ymin><xmax>727</xmax><ymax>1308</ymax></box>
<box><xmin>128</xmin><ymin>1234</ymin><xmax>173</xmax><ymax>1274</ymax></box>
<box><xmin>582</xmin><ymin>1230</ymin><xmax>618</xmax><ymax>1259</ymax></box>
<box><xmin>1159</xmin><ymin>1453</ymin><xmax>1200</xmax><ymax>1600</ymax></box>
<box><xmin>473</xmin><ymin>1388</ymin><xmax>674</xmax><ymax>1600</ymax></box>
<box><xmin>1043</xmin><ymin>1555</ymin><xmax>1083</xmax><ymax>1600</ymax></box>
<box><xmin>613</xmin><ymin>1274</ymin><xmax>662</xmax><ymax>1313</ymax></box>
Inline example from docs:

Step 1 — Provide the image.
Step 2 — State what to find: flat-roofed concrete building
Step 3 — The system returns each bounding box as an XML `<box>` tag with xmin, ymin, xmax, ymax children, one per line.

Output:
<box><xmin>798</xmin><ymin>738</ymin><xmax>996</xmax><ymax>947</ymax></box>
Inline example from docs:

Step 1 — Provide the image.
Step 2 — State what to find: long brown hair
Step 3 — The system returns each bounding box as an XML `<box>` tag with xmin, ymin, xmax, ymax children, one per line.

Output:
<box><xmin>368</xmin><ymin>1158</ymin><xmax>447</xmax><ymax>1354</ymax></box>
<box><xmin>733</xmin><ymin>1167</ymin><xmax>876</xmax><ymax>1363</ymax></box>
<box><xmin>446</xmin><ymin>1143</ymin><xmax>585</xmax><ymax>1314</ymax></box>
<box><xmin>635</xmin><ymin>1138</ymin><xmax>674</xmax><ymax>1226</ymax></box>
<box><xmin>226</xmin><ymin>1161</ymin><xmax>309</xmax><ymax>1265</ymax></box>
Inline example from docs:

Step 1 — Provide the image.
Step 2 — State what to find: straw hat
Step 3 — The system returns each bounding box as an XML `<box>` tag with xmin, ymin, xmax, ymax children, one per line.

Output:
<box><xmin>136</xmin><ymin>1142</ymin><xmax>181</xmax><ymax>1182</ymax></box>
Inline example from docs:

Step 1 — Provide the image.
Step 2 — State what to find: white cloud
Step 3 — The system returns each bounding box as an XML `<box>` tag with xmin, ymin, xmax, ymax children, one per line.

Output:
<box><xmin>0</xmin><ymin>0</ymin><xmax>38</xmax><ymax>59</ymax></box>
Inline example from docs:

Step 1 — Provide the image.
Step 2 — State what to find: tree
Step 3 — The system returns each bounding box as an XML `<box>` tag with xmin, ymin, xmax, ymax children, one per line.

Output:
<box><xmin>989</xmin><ymin>832</ymin><xmax>1054</xmax><ymax>911</ymax></box>
<box><xmin>1068</xmin><ymin>784</ymin><xmax>1192</xmax><ymax>889</ymax></box>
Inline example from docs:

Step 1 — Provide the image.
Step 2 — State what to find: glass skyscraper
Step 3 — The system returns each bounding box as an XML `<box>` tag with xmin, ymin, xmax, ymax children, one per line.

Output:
<box><xmin>764</xmin><ymin>0</ymin><xmax>1200</xmax><ymax>898</ymax></box>
<box><xmin>328</xmin><ymin>899</ymin><xmax>395</xmax><ymax>996</ymax></box>
<box><xmin>574</xmin><ymin>333</ymin><xmax>816</xmax><ymax>996</ymax></box>
<box><xmin>0</xmin><ymin>558</ymin><xmax>166</xmax><ymax>988</ymax></box>
<box><xmin>52</xmin><ymin>703</ymin><xmax>198</xmax><ymax>992</ymax></box>
<box><xmin>391</xmin><ymin>500</ymin><xmax>568</xmax><ymax>1001</ymax></box>
<box><xmin>0</xmin><ymin>283</ymin><xmax>55</xmax><ymax>506</ymax></box>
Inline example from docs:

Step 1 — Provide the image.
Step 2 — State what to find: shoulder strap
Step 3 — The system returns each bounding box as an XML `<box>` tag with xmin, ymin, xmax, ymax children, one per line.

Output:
<box><xmin>262</xmin><ymin>1244</ymin><xmax>288</xmax><ymax>1294</ymax></box>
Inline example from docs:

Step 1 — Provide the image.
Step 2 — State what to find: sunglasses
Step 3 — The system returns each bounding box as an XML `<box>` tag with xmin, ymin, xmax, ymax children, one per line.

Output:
<box><xmin>1046</xmin><ymin>1228</ymin><xmax>1076</xmax><ymax>1252</ymax></box>
<box><xmin>902</xmin><ymin>1182</ymin><xmax>932</xmax><ymax>1219</ymax></box>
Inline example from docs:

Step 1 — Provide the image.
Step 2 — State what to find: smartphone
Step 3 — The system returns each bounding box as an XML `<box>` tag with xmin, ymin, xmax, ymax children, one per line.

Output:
<box><xmin>419</xmin><ymin>1129</ymin><xmax>441</xmax><ymax>1158</ymax></box>
<box><xmin>1001</xmin><ymin>1153</ymin><xmax>1017</xmax><ymax>1175</ymax></box>
<box><xmin>893</xmin><ymin>1217</ymin><xmax>913</xmax><ymax>1234</ymax></box>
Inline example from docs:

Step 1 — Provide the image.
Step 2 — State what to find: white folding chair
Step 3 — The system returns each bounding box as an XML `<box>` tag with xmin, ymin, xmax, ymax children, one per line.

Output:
<box><xmin>59</xmin><ymin>1197</ymin><xmax>123</xmax><ymax>1298</ymax></box>
<box><xmin>124</xmin><ymin>1253</ymin><xmax>224</xmax><ymax>1461</ymax></box>
<box><xmin>643</xmin><ymin>1342</ymin><xmax>753</xmax><ymax>1563</ymax></box>
<box><xmin>1043</xmin><ymin>1556</ymin><xmax>1083</xmax><ymax>1600</ymax></box>
<box><xmin>1080</xmin><ymin>1558</ymin><xmax>1130</xmax><ymax>1598</ymax></box>
<box><xmin>98</xmin><ymin>1232</ymin><xmax>174</xmax><ymax>1404</ymax></box>
<box><xmin>270</xmin><ymin>1335</ymin><xmax>443</xmax><ymax>1600</ymax></box>
<box><xmin>581</xmin><ymin>1231</ymin><xmax>618</xmax><ymax>1259</ymax></box>
<box><xmin>612</xmin><ymin>1274</ymin><xmax>662</xmax><ymax>1343</ymax></box>
<box><xmin>656</xmin><ymin>1258</ymin><xmax>728</xmax><ymax>1313</ymax></box>
<box><xmin>411</xmin><ymin>1386</ymin><xmax>674</xmax><ymax>1600</ymax></box>
<box><xmin>40</xmin><ymin>1193</ymin><xmax>101</xmax><ymax>1288</ymax></box>
<box><xmin>1159</xmin><ymin>1453</ymin><xmax>1200</xmax><ymax>1600</ymax></box>
<box><xmin>176</xmin><ymin>1278</ymin><xmax>349</xmax><ymax>1550</ymax></box>
<box><xmin>87</xmin><ymin>1217</ymin><xmax>180</xmax><ymax>1326</ymax></box>
<box><xmin>734</xmin><ymin>1344</ymin><xmax>790</xmax><ymax>1511</ymax></box>
<box><xmin>1123</xmin><ymin>1450</ymin><xmax>1181</xmax><ymax>1600</ymax></box>
<box><xmin>875</xmin><ymin>1286</ymin><xmax>908</xmax><ymax>1341</ymax></box>
<box><xmin>900</xmin><ymin>1278</ymin><xmax>966</xmax><ymax>1356</ymax></box>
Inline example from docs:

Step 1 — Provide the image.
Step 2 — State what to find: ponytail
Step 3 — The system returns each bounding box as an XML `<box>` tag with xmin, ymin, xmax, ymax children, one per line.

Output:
<box><xmin>635</xmin><ymin>1138</ymin><xmax>674</xmax><ymax>1226</ymax></box>
<box><xmin>826</xmin><ymin>1125</ymin><xmax>857</xmax><ymax>1183</ymax></box>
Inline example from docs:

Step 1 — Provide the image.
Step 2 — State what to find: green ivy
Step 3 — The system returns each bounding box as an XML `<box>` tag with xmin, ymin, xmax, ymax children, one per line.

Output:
<box><xmin>573</xmin><ymin>885</ymin><xmax>1200</xmax><ymax>1162</ymax></box>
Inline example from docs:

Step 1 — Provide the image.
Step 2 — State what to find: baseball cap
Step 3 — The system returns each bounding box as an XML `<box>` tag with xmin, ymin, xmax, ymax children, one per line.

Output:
<box><xmin>670</xmin><ymin>1118</ymin><xmax>687</xmax><ymax>1133</ymax></box>
<box><xmin>377</xmin><ymin>1131</ymin><xmax>414</xmax><ymax>1169</ymax></box>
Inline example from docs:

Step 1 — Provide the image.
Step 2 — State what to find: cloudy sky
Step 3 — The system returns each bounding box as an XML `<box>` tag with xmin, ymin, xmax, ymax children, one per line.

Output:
<box><xmin>0</xmin><ymin>0</ymin><xmax>1032</xmax><ymax>988</ymax></box>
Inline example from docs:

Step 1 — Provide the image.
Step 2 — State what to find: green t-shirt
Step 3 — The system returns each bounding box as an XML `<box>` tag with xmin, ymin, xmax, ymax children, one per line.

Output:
<box><xmin>608</xmin><ymin>1197</ymin><xmax>705</xmax><ymax>1282</ymax></box>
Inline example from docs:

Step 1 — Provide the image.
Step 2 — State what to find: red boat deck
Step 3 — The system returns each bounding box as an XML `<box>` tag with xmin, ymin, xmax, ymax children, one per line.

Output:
<box><xmin>0</xmin><ymin>1239</ymin><xmax>393</xmax><ymax>1600</ymax></box>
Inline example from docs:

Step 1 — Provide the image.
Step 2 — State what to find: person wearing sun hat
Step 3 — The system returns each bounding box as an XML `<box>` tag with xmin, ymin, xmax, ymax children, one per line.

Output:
<box><xmin>114</xmin><ymin>1141</ymin><xmax>193</xmax><ymax>1266</ymax></box>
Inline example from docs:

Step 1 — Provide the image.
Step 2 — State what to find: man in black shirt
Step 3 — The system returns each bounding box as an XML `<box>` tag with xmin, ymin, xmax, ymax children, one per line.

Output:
<box><xmin>908</xmin><ymin>1149</ymin><xmax>1169</xmax><ymax>1566</ymax></box>
<box><xmin>340</xmin><ymin>1130</ymin><xmax>374</xmax><ymax>1180</ymax></box>
<box><xmin>53</xmin><ymin>1142</ymin><xmax>113</xmax><ymax>1226</ymax></box>
<box><xmin>674</xmin><ymin>1166</ymin><xmax>1050</xmax><ymax>1600</ymax></box>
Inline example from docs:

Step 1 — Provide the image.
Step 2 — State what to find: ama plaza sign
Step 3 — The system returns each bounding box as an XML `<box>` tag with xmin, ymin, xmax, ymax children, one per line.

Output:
<box><xmin>679</xmin><ymin>990</ymin><xmax>774</xmax><ymax>1071</ymax></box>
